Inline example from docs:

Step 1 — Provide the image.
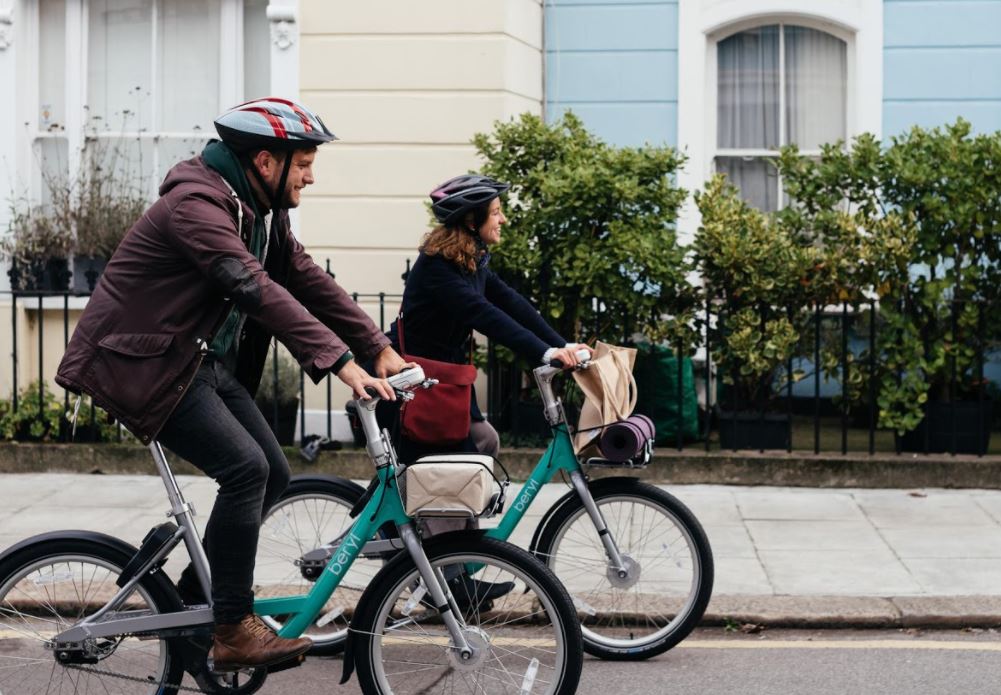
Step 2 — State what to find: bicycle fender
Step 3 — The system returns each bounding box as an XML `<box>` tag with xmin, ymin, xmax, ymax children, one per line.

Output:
<box><xmin>0</xmin><ymin>529</ymin><xmax>183</xmax><ymax>612</ymax></box>
<box><xmin>528</xmin><ymin>476</ymin><xmax>641</xmax><ymax>554</ymax></box>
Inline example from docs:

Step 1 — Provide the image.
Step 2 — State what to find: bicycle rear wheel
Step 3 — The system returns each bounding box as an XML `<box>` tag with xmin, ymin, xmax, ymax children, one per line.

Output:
<box><xmin>0</xmin><ymin>535</ymin><xmax>184</xmax><ymax>694</ymax></box>
<box><xmin>353</xmin><ymin>533</ymin><xmax>583</xmax><ymax>695</ymax></box>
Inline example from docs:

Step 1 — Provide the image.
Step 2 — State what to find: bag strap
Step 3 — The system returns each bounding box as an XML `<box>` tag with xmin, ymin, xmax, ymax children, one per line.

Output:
<box><xmin>397</xmin><ymin>311</ymin><xmax>407</xmax><ymax>354</ymax></box>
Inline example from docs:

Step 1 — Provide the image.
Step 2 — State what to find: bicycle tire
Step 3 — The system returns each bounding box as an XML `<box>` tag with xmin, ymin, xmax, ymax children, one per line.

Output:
<box><xmin>0</xmin><ymin>534</ymin><xmax>185</xmax><ymax>694</ymax></box>
<box><xmin>533</xmin><ymin>477</ymin><xmax>713</xmax><ymax>660</ymax></box>
<box><xmin>352</xmin><ymin>533</ymin><xmax>583</xmax><ymax>695</ymax></box>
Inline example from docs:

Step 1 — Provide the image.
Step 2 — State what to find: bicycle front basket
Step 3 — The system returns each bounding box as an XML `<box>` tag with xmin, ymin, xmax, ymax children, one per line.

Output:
<box><xmin>401</xmin><ymin>454</ymin><xmax>501</xmax><ymax>518</ymax></box>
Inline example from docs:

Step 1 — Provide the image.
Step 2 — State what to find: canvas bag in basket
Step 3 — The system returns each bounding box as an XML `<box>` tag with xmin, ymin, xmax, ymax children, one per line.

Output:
<box><xmin>572</xmin><ymin>341</ymin><xmax>638</xmax><ymax>455</ymax></box>
<box><xmin>397</xmin><ymin>314</ymin><xmax>478</xmax><ymax>445</ymax></box>
<box><xmin>403</xmin><ymin>454</ymin><xmax>496</xmax><ymax>517</ymax></box>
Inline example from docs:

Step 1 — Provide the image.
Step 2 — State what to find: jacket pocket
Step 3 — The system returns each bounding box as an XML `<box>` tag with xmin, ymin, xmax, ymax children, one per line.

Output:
<box><xmin>89</xmin><ymin>333</ymin><xmax>179</xmax><ymax>416</ymax></box>
<box><xmin>98</xmin><ymin>333</ymin><xmax>173</xmax><ymax>357</ymax></box>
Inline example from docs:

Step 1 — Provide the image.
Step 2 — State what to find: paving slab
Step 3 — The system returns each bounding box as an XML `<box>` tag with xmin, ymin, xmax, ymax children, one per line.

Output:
<box><xmin>757</xmin><ymin>549</ymin><xmax>923</xmax><ymax>596</ymax></box>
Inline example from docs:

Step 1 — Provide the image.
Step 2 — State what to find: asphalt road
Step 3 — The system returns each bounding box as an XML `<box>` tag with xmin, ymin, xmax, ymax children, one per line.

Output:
<box><xmin>246</xmin><ymin>628</ymin><xmax>1001</xmax><ymax>695</ymax></box>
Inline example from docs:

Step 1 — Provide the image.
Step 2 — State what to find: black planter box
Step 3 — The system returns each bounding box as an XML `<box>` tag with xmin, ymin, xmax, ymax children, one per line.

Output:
<box><xmin>718</xmin><ymin>411</ymin><xmax>791</xmax><ymax>450</ymax></box>
<box><xmin>8</xmin><ymin>258</ymin><xmax>71</xmax><ymax>292</ymax></box>
<box><xmin>72</xmin><ymin>256</ymin><xmax>108</xmax><ymax>292</ymax></box>
<box><xmin>898</xmin><ymin>400</ymin><xmax>994</xmax><ymax>455</ymax></box>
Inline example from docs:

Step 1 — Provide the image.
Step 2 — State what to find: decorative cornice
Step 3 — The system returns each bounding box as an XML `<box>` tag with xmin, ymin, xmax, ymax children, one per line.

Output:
<box><xmin>266</xmin><ymin>5</ymin><xmax>296</xmax><ymax>51</ymax></box>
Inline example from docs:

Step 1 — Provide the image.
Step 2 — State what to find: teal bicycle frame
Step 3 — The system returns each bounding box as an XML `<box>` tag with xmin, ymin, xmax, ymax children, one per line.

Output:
<box><xmin>255</xmin><ymin>462</ymin><xmax>410</xmax><ymax>638</ymax></box>
<box><xmin>482</xmin><ymin>363</ymin><xmax>633</xmax><ymax>576</ymax></box>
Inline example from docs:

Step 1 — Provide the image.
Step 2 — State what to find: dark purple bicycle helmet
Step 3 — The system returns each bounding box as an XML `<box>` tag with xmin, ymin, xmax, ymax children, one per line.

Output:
<box><xmin>430</xmin><ymin>174</ymin><xmax>510</xmax><ymax>226</ymax></box>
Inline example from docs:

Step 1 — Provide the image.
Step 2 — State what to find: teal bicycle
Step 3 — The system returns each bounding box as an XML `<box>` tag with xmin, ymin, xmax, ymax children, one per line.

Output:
<box><xmin>0</xmin><ymin>366</ymin><xmax>583</xmax><ymax>694</ymax></box>
<box><xmin>257</xmin><ymin>356</ymin><xmax>714</xmax><ymax>661</ymax></box>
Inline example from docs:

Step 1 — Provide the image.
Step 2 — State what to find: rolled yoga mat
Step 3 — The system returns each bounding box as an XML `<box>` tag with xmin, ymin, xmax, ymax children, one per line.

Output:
<box><xmin>598</xmin><ymin>415</ymin><xmax>656</xmax><ymax>462</ymax></box>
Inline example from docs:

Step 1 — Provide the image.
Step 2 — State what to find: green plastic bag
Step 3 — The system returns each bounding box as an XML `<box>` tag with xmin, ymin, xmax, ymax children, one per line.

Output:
<box><xmin>632</xmin><ymin>343</ymin><xmax>700</xmax><ymax>444</ymax></box>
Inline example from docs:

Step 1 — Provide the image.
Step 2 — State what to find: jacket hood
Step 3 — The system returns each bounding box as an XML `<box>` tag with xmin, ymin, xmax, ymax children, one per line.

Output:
<box><xmin>159</xmin><ymin>155</ymin><xmax>228</xmax><ymax>198</ymax></box>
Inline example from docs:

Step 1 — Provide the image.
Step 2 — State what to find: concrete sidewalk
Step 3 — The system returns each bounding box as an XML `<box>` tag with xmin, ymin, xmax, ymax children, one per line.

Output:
<box><xmin>2</xmin><ymin>473</ymin><xmax>1001</xmax><ymax>628</ymax></box>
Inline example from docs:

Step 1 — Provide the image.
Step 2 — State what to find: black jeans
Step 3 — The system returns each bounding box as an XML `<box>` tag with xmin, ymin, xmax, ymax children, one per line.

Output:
<box><xmin>158</xmin><ymin>359</ymin><xmax>290</xmax><ymax>625</ymax></box>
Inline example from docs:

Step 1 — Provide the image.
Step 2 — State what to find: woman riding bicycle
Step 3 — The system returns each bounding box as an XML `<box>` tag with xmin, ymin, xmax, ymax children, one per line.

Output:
<box><xmin>387</xmin><ymin>174</ymin><xmax>592</xmax><ymax>463</ymax></box>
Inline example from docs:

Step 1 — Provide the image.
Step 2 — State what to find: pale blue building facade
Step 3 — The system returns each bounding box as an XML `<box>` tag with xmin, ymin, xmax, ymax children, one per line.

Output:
<box><xmin>546</xmin><ymin>0</ymin><xmax>1001</xmax><ymax>145</ymax></box>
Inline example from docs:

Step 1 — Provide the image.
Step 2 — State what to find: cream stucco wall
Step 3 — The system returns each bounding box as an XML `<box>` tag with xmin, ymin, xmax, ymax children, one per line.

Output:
<box><xmin>297</xmin><ymin>0</ymin><xmax>543</xmax><ymax>294</ymax></box>
<box><xmin>294</xmin><ymin>0</ymin><xmax>544</xmax><ymax>436</ymax></box>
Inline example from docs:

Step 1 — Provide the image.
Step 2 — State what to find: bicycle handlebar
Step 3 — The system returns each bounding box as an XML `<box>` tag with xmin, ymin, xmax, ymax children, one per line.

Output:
<box><xmin>549</xmin><ymin>348</ymin><xmax>592</xmax><ymax>370</ymax></box>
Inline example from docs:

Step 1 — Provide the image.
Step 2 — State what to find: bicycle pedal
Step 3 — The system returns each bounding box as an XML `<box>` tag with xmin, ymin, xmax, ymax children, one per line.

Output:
<box><xmin>267</xmin><ymin>653</ymin><xmax>306</xmax><ymax>673</ymax></box>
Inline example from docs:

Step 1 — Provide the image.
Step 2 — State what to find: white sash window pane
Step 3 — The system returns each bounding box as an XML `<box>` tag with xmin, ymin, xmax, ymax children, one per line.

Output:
<box><xmin>156</xmin><ymin>138</ymin><xmax>208</xmax><ymax>182</ymax></box>
<box><xmin>244</xmin><ymin>0</ymin><xmax>271</xmax><ymax>101</ymax></box>
<box><xmin>785</xmin><ymin>26</ymin><xmax>846</xmax><ymax>149</ymax></box>
<box><xmin>716</xmin><ymin>157</ymin><xmax>779</xmax><ymax>213</ymax></box>
<box><xmin>159</xmin><ymin>0</ymin><xmax>221</xmax><ymax>132</ymax></box>
<box><xmin>38</xmin><ymin>0</ymin><xmax>67</xmax><ymax>132</ymax></box>
<box><xmin>34</xmin><ymin>139</ymin><xmax>70</xmax><ymax>206</ymax></box>
<box><xmin>88</xmin><ymin>0</ymin><xmax>154</xmax><ymax>131</ymax></box>
<box><xmin>717</xmin><ymin>25</ymin><xmax>780</xmax><ymax>150</ymax></box>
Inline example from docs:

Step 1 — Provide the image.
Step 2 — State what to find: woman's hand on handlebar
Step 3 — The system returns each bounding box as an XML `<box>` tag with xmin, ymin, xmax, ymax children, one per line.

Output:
<box><xmin>550</xmin><ymin>344</ymin><xmax>593</xmax><ymax>369</ymax></box>
<box><xmin>372</xmin><ymin>346</ymin><xmax>416</xmax><ymax>378</ymax></box>
<box><xmin>337</xmin><ymin>359</ymin><xmax>395</xmax><ymax>400</ymax></box>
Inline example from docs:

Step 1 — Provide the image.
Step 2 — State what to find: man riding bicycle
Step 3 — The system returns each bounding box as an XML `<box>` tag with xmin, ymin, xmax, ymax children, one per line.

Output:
<box><xmin>56</xmin><ymin>97</ymin><xmax>408</xmax><ymax>671</ymax></box>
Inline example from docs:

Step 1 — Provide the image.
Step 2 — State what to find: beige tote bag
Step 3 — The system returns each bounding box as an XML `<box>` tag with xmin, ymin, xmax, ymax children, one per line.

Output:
<box><xmin>572</xmin><ymin>341</ymin><xmax>638</xmax><ymax>455</ymax></box>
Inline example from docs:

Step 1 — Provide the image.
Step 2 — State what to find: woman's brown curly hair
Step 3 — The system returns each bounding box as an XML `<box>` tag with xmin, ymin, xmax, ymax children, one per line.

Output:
<box><xmin>420</xmin><ymin>225</ymin><xmax>480</xmax><ymax>274</ymax></box>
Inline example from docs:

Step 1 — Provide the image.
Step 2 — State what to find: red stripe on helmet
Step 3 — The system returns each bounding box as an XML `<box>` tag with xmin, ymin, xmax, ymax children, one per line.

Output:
<box><xmin>243</xmin><ymin>106</ymin><xmax>288</xmax><ymax>139</ymax></box>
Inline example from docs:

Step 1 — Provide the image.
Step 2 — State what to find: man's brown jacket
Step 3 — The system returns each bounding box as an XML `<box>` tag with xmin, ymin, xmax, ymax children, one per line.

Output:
<box><xmin>55</xmin><ymin>155</ymin><xmax>389</xmax><ymax>444</ymax></box>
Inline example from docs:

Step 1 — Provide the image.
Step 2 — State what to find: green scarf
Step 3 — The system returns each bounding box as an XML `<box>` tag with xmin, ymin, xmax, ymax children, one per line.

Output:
<box><xmin>202</xmin><ymin>140</ymin><xmax>268</xmax><ymax>361</ymax></box>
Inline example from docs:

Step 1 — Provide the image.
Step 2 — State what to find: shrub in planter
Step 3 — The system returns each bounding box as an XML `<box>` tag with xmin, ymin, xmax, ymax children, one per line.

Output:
<box><xmin>255</xmin><ymin>344</ymin><xmax>301</xmax><ymax>445</ymax></box>
<box><xmin>72</xmin><ymin>143</ymin><xmax>148</xmax><ymax>292</ymax></box>
<box><xmin>693</xmin><ymin>175</ymin><xmax>822</xmax><ymax>448</ymax></box>
<box><xmin>778</xmin><ymin>121</ymin><xmax>999</xmax><ymax>448</ymax></box>
<box><xmin>2</xmin><ymin>206</ymin><xmax>74</xmax><ymax>291</ymax></box>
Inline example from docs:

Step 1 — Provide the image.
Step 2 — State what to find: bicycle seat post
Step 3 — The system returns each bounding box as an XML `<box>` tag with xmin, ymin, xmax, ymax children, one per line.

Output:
<box><xmin>149</xmin><ymin>441</ymin><xmax>213</xmax><ymax>604</ymax></box>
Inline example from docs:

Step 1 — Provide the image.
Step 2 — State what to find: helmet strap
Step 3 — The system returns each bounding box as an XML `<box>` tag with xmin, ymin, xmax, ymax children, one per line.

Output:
<box><xmin>245</xmin><ymin>150</ymin><xmax>294</xmax><ymax>213</ymax></box>
<box><xmin>273</xmin><ymin>153</ymin><xmax>294</xmax><ymax>212</ymax></box>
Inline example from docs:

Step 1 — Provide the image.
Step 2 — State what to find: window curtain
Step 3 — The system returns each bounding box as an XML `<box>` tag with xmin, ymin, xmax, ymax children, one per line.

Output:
<box><xmin>717</xmin><ymin>25</ymin><xmax>779</xmax><ymax>151</ymax></box>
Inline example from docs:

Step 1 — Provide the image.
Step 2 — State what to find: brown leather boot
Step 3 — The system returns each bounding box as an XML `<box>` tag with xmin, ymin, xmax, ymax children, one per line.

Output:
<box><xmin>211</xmin><ymin>614</ymin><xmax>311</xmax><ymax>672</ymax></box>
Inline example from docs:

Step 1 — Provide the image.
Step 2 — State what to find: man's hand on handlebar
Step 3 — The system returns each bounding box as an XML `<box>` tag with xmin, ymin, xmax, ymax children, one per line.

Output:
<box><xmin>337</xmin><ymin>359</ymin><xmax>395</xmax><ymax>401</ymax></box>
<box><xmin>372</xmin><ymin>346</ymin><xmax>416</xmax><ymax>378</ymax></box>
<box><xmin>550</xmin><ymin>344</ymin><xmax>594</xmax><ymax>369</ymax></box>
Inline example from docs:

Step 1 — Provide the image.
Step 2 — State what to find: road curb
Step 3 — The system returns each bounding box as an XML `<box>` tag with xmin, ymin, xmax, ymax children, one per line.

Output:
<box><xmin>3</xmin><ymin>442</ymin><xmax>1001</xmax><ymax>489</ymax></box>
<box><xmin>703</xmin><ymin>595</ymin><xmax>1001</xmax><ymax>630</ymax></box>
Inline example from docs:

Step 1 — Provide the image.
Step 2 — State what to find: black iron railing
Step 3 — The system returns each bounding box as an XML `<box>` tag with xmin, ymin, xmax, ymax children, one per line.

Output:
<box><xmin>3</xmin><ymin>278</ymin><xmax>999</xmax><ymax>455</ymax></box>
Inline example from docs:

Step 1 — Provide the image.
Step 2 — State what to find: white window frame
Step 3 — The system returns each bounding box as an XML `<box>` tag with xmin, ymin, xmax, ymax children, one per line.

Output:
<box><xmin>13</xmin><ymin>0</ymin><xmax>300</xmax><ymax>211</ymax></box>
<box><xmin>676</xmin><ymin>0</ymin><xmax>882</xmax><ymax>243</ymax></box>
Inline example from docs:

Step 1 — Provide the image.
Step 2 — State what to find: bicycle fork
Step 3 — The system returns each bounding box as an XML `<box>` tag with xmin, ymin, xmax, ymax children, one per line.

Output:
<box><xmin>568</xmin><ymin>471</ymin><xmax>632</xmax><ymax>580</ymax></box>
<box><xmin>398</xmin><ymin>523</ymin><xmax>475</xmax><ymax>659</ymax></box>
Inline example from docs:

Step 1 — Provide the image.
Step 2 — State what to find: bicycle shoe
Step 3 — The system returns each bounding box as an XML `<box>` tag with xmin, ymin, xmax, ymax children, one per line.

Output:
<box><xmin>176</xmin><ymin>564</ymin><xmax>208</xmax><ymax>606</ymax></box>
<box><xmin>447</xmin><ymin>574</ymin><xmax>515</xmax><ymax>613</ymax></box>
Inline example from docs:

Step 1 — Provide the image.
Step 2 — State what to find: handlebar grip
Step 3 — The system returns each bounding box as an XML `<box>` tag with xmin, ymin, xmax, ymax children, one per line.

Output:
<box><xmin>363</xmin><ymin>386</ymin><xmax>379</xmax><ymax>399</ymax></box>
<box><xmin>549</xmin><ymin>359</ymin><xmax>565</xmax><ymax>369</ymax></box>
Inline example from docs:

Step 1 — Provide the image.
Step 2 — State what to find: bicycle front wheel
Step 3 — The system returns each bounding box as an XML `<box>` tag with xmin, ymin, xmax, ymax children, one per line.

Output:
<box><xmin>533</xmin><ymin>477</ymin><xmax>714</xmax><ymax>660</ymax></box>
<box><xmin>353</xmin><ymin>534</ymin><xmax>583</xmax><ymax>695</ymax></box>
<box><xmin>0</xmin><ymin>536</ymin><xmax>184</xmax><ymax>694</ymax></box>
